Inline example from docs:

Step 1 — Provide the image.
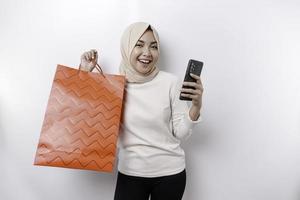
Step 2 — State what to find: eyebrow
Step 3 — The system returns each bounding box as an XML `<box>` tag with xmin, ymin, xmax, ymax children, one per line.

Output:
<box><xmin>137</xmin><ymin>40</ymin><xmax>157</xmax><ymax>44</ymax></box>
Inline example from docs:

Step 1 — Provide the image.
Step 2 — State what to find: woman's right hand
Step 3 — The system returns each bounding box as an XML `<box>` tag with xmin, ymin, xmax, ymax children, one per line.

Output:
<box><xmin>80</xmin><ymin>49</ymin><xmax>98</xmax><ymax>72</ymax></box>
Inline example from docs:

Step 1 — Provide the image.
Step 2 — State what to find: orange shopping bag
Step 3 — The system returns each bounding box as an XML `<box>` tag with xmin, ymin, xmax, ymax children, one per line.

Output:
<box><xmin>34</xmin><ymin>64</ymin><xmax>125</xmax><ymax>172</ymax></box>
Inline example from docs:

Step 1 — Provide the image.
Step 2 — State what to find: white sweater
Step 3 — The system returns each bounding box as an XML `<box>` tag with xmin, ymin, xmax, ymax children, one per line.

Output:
<box><xmin>117</xmin><ymin>71</ymin><xmax>201</xmax><ymax>177</ymax></box>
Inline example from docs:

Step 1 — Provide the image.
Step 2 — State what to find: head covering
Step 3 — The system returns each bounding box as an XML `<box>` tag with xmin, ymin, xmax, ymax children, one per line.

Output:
<box><xmin>119</xmin><ymin>22</ymin><xmax>160</xmax><ymax>83</ymax></box>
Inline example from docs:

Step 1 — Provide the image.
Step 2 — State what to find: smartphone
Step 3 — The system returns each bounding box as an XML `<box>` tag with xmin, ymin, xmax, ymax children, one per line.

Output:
<box><xmin>180</xmin><ymin>59</ymin><xmax>203</xmax><ymax>101</ymax></box>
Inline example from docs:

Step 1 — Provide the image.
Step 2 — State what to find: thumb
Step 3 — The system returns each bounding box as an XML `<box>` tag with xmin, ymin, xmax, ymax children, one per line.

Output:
<box><xmin>91</xmin><ymin>49</ymin><xmax>98</xmax><ymax>60</ymax></box>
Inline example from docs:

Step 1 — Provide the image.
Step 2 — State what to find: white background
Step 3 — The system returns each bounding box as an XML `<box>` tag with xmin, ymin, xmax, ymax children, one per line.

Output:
<box><xmin>1</xmin><ymin>0</ymin><xmax>300</xmax><ymax>199</ymax></box>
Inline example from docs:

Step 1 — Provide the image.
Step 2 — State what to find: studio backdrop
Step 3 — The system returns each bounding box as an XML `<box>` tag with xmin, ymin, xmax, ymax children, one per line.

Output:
<box><xmin>0</xmin><ymin>0</ymin><xmax>300</xmax><ymax>200</ymax></box>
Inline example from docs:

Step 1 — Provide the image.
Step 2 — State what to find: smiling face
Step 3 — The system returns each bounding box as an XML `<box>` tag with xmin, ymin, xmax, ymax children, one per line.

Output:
<box><xmin>129</xmin><ymin>30</ymin><xmax>159</xmax><ymax>76</ymax></box>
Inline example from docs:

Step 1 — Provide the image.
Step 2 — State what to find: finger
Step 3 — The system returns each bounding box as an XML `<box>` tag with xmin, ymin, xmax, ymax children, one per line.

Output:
<box><xmin>196</xmin><ymin>77</ymin><xmax>204</xmax><ymax>87</ymax></box>
<box><xmin>91</xmin><ymin>49</ymin><xmax>97</xmax><ymax>59</ymax></box>
<box><xmin>183</xmin><ymin>81</ymin><xmax>204</xmax><ymax>90</ymax></box>
<box><xmin>180</xmin><ymin>93</ymin><xmax>199</xmax><ymax>99</ymax></box>
<box><xmin>83</xmin><ymin>53</ymin><xmax>89</xmax><ymax>61</ymax></box>
<box><xmin>190</xmin><ymin>73</ymin><xmax>200</xmax><ymax>80</ymax></box>
<box><xmin>198</xmin><ymin>78</ymin><xmax>203</xmax><ymax>85</ymax></box>
<box><xmin>85</xmin><ymin>52</ymin><xmax>91</xmax><ymax>61</ymax></box>
<box><xmin>182</xmin><ymin>82</ymin><xmax>201</xmax><ymax>89</ymax></box>
<box><xmin>95</xmin><ymin>52</ymin><xmax>98</xmax><ymax>60</ymax></box>
<box><xmin>88</xmin><ymin>51</ymin><xmax>93</xmax><ymax>60</ymax></box>
<box><xmin>180</xmin><ymin>88</ymin><xmax>201</xmax><ymax>95</ymax></box>
<box><xmin>80</xmin><ymin>53</ymin><xmax>86</xmax><ymax>60</ymax></box>
<box><xmin>91</xmin><ymin>49</ymin><xmax>97</xmax><ymax>56</ymax></box>
<box><xmin>93</xmin><ymin>50</ymin><xmax>98</xmax><ymax>61</ymax></box>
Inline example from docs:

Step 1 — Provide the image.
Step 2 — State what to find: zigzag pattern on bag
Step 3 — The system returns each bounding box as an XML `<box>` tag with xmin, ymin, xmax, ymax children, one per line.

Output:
<box><xmin>34</xmin><ymin>65</ymin><xmax>125</xmax><ymax>172</ymax></box>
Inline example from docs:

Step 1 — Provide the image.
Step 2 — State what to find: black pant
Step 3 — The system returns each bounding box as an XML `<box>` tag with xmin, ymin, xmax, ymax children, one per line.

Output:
<box><xmin>114</xmin><ymin>169</ymin><xmax>186</xmax><ymax>200</ymax></box>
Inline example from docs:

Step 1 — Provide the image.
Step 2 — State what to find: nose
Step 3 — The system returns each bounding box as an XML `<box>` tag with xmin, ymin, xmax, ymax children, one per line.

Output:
<box><xmin>142</xmin><ymin>47</ymin><xmax>151</xmax><ymax>57</ymax></box>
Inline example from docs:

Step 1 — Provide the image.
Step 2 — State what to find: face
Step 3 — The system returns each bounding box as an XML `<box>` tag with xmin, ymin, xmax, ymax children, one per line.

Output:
<box><xmin>129</xmin><ymin>30</ymin><xmax>159</xmax><ymax>75</ymax></box>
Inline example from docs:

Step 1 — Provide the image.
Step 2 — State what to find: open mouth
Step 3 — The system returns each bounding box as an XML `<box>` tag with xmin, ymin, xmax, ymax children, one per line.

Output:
<box><xmin>138</xmin><ymin>59</ymin><xmax>152</xmax><ymax>65</ymax></box>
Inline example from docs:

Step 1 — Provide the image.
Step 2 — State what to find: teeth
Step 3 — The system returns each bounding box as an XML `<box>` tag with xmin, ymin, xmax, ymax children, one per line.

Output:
<box><xmin>138</xmin><ymin>59</ymin><xmax>151</xmax><ymax>64</ymax></box>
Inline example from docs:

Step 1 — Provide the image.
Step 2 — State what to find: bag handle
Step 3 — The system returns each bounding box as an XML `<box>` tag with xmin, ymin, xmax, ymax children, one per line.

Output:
<box><xmin>94</xmin><ymin>63</ymin><xmax>104</xmax><ymax>74</ymax></box>
<box><xmin>78</xmin><ymin>63</ymin><xmax>102</xmax><ymax>73</ymax></box>
<box><xmin>78</xmin><ymin>63</ymin><xmax>106</xmax><ymax>78</ymax></box>
<box><xmin>78</xmin><ymin>50</ymin><xmax>106</xmax><ymax>78</ymax></box>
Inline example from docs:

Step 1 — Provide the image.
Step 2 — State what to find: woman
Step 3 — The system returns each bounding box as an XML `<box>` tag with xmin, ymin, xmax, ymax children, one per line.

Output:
<box><xmin>80</xmin><ymin>22</ymin><xmax>203</xmax><ymax>200</ymax></box>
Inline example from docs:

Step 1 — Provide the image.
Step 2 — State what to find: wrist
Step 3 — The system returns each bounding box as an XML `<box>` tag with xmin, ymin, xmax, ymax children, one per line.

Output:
<box><xmin>189</xmin><ymin>105</ymin><xmax>201</xmax><ymax>121</ymax></box>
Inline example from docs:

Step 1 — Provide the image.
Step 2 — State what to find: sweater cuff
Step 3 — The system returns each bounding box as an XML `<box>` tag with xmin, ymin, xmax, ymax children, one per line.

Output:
<box><xmin>178</xmin><ymin>110</ymin><xmax>202</xmax><ymax>141</ymax></box>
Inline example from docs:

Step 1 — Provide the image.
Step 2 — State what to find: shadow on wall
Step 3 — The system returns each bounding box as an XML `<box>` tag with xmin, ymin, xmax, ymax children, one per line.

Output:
<box><xmin>156</xmin><ymin>45</ymin><xmax>169</xmax><ymax>72</ymax></box>
<box><xmin>185</xmin><ymin>121</ymin><xmax>213</xmax><ymax>148</ymax></box>
<box><xmin>0</xmin><ymin>102</ymin><xmax>6</xmax><ymax>149</ymax></box>
<box><xmin>182</xmin><ymin>124</ymin><xmax>213</xmax><ymax>200</ymax></box>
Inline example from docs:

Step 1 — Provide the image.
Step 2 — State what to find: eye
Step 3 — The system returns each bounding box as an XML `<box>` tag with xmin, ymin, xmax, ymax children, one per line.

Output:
<box><xmin>151</xmin><ymin>45</ymin><xmax>158</xmax><ymax>49</ymax></box>
<box><xmin>135</xmin><ymin>43</ymin><xmax>143</xmax><ymax>47</ymax></box>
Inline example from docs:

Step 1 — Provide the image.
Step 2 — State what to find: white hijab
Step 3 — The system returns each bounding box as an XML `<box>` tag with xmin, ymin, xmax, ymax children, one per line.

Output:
<box><xmin>119</xmin><ymin>22</ymin><xmax>160</xmax><ymax>83</ymax></box>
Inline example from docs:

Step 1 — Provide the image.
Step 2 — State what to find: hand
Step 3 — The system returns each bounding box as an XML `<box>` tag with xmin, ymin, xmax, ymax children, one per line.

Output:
<box><xmin>180</xmin><ymin>73</ymin><xmax>204</xmax><ymax>109</ymax></box>
<box><xmin>80</xmin><ymin>49</ymin><xmax>98</xmax><ymax>72</ymax></box>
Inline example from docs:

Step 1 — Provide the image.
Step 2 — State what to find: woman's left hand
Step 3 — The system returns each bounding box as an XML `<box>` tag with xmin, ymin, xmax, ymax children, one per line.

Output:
<box><xmin>180</xmin><ymin>73</ymin><xmax>204</xmax><ymax>109</ymax></box>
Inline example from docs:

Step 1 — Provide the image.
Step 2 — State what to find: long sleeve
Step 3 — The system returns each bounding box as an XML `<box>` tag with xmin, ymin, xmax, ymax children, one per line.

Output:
<box><xmin>170</xmin><ymin>78</ymin><xmax>202</xmax><ymax>140</ymax></box>
<box><xmin>117</xmin><ymin>71</ymin><xmax>202</xmax><ymax>177</ymax></box>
